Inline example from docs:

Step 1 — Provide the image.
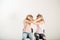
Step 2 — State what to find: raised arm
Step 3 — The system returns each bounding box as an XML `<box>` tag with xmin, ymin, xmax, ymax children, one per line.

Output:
<box><xmin>35</xmin><ymin>18</ymin><xmax>42</xmax><ymax>22</ymax></box>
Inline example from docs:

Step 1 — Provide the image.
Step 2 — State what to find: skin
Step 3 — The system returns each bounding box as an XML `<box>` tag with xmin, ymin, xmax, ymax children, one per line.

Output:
<box><xmin>23</xmin><ymin>16</ymin><xmax>33</xmax><ymax>32</ymax></box>
<box><xmin>35</xmin><ymin>16</ymin><xmax>46</xmax><ymax>40</ymax></box>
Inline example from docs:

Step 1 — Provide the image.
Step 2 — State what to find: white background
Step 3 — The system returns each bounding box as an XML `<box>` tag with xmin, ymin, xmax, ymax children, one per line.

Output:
<box><xmin>0</xmin><ymin>0</ymin><xmax>60</xmax><ymax>40</ymax></box>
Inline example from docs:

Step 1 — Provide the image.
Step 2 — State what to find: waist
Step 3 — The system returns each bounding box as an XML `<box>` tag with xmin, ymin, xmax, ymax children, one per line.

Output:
<box><xmin>36</xmin><ymin>30</ymin><xmax>43</xmax><ymax>34</ymax></box>
<box><xmin>23</xmin><ymin>29</ymin><xmax>31</xmax><ymax>32</ymax></box>
<box><xmin>23</xmin><ymin>32</ymin><xmax>32</xmax><ymax>33</ymax></box>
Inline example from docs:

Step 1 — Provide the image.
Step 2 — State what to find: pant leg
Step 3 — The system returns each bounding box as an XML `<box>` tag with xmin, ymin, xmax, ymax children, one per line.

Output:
<box><xmin>29</xmin><ymin>33</ymin><xmax>33</xmax><ymax>40</ymax></box>
<box><xmin>22</xmin><ymin>32</ymin><xmax>27</xmax><ymax>40</ymax></box>
<box><xmin>42</xmin><ymin>34</ymin><xmax>46</xmax><ymax>40</ymax></box>
<box><xmin>34</xmin><ymin>33</ymin><xmax>39</xmax><ymax>40</ymax></box>
<box><xmin>36</xmin><ymin>36</ymin><xmax>39</xmax><ymax>40</ymax></box>
<box><xmin>39</xmin><ymin>34</ymin><xmax>46</xmax><ymax>40</ymax></box>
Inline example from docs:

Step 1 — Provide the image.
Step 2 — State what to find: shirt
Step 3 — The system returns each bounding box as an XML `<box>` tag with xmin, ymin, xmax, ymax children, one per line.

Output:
<box><xmin>36</xmin><ymin>24</ymin><xmax>45</xmax><ymax>34</ymax></box>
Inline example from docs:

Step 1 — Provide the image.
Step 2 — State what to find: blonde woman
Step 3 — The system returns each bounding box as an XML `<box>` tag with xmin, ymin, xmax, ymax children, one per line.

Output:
<box><xmin>22</xmin><ymin>15</ymin><xmax>33</xmax><ymax>40</ymax></box>
<box><xmin>34</xmin><ymin>14</ymin><xmax>46</xmax><ymax>40</ymax></box>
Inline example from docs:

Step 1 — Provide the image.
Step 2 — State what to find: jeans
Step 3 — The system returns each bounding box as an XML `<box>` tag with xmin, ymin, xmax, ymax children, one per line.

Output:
<box><xmin>34</xmin><ymin>33</ymin><xmax>46</xmax><ymax>40</ymax></box>
<box><xmin>22</xmin><ymin>32</ymin><xmax>33</xmax><ymax>40</ymax></box>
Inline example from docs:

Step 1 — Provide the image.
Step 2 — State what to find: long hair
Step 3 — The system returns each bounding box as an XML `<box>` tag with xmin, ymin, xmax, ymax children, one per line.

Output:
<box><xmin>25</xmin><ymin>14</ymin><xmax>33</xmax><ymax>21</ymax></box>
<box><xmin>36</xmin><ymin>14</ymin><xmax>43</xmax><ymax>19</ymax></box>
<box><xmin>36</xmin><ymin>14</ymin><xmax>44</xmax><ymax>22</ymax></box>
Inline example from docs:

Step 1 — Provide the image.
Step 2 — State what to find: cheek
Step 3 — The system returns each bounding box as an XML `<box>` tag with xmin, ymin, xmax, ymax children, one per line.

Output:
<box><xmin>28</xmin><ymin>17</ymin><xmax>29</xmax><ymax>19</ymax></box>
<box><xmin>31</xmin><ymin>18</ymin><xmax>33</xmax><ymax>20</ymax></box>
<box><xmin>30</xmin><ymin>18</ymin><xmax>32</xmax><ymax>20</ymax></box>
<box><xmin>36</xmin><ymin>22</ymin><xmax>40</xmax><ymax>25</ymax></box>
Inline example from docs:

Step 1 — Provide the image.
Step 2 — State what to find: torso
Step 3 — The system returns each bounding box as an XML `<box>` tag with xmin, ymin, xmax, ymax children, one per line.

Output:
<box><xmin>36</xmin><ymin>21</ymin><xmax>45</xmax><ymax>34</ymax></box>
<box><xmin>23</xmin><ymin>20</ymin><xmax>32</xmax><ymax>33</ymax></box>
<box><xmin>24</xmin><ymin>24</ymin><xmax>32</xmax><ymax>33</ymax></box>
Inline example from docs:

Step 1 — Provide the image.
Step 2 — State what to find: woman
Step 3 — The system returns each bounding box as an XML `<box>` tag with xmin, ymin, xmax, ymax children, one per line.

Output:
<box><xmin>22</xmin><ymin>14</ymin><xmax>33</xmax><ymax>40</ymax></box>
<box><xmin>34</xmin><ymin>14</ymin><xmax>46</xmax><ymax>40</ymax></box>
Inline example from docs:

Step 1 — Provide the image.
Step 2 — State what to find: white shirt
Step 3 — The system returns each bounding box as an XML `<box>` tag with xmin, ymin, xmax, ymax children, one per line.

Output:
<box><xmin>23</xmin><ymin>25</ymin><xmax>32</xmax><ymax>33</ymax></box>
<box><xmin>36</xmin><ymin>24</ymin><xmax>45</xmax><ymax>34</ymax></box>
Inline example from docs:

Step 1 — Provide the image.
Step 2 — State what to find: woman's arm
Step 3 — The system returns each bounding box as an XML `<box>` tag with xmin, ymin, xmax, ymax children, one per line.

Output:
<box><xmin>35</xmin><ymin>18</ymin><xmax>42</xmax><ymax>22</ymax></box>
<box><xmin>23</xmin><ymin>20</ymin><xmax>27</xmax><ymax>31</ymax></box>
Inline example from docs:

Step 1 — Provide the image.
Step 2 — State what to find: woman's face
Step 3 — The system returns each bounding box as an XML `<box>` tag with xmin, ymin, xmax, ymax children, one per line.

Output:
<box><xmin>36</xmin><ymin>16</ymin><xmax>42</xmax><ymax>24</ymax></box>
<box><xmin>28</xmin><ymin>16</ymin><xmax>33</xmax><ymax>21</ymax></box>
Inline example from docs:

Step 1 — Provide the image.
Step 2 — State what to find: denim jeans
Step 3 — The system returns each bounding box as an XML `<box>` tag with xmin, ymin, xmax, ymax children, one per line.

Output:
<box><xmin>34</xmin><ymin>33</ymin><xmax>46</xmax><ymax>40</ymax></box>
<box><xmin>22</xmin><ymin>32</ymin><xmax>33</xmax><ymax>40</ymax></box>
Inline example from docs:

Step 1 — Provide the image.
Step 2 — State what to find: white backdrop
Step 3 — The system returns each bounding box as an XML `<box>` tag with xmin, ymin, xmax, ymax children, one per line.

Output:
<box><xmin>0</xmin><ymin>0</ymin><xmax>60</xmax><ymax>40</ymax></box>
